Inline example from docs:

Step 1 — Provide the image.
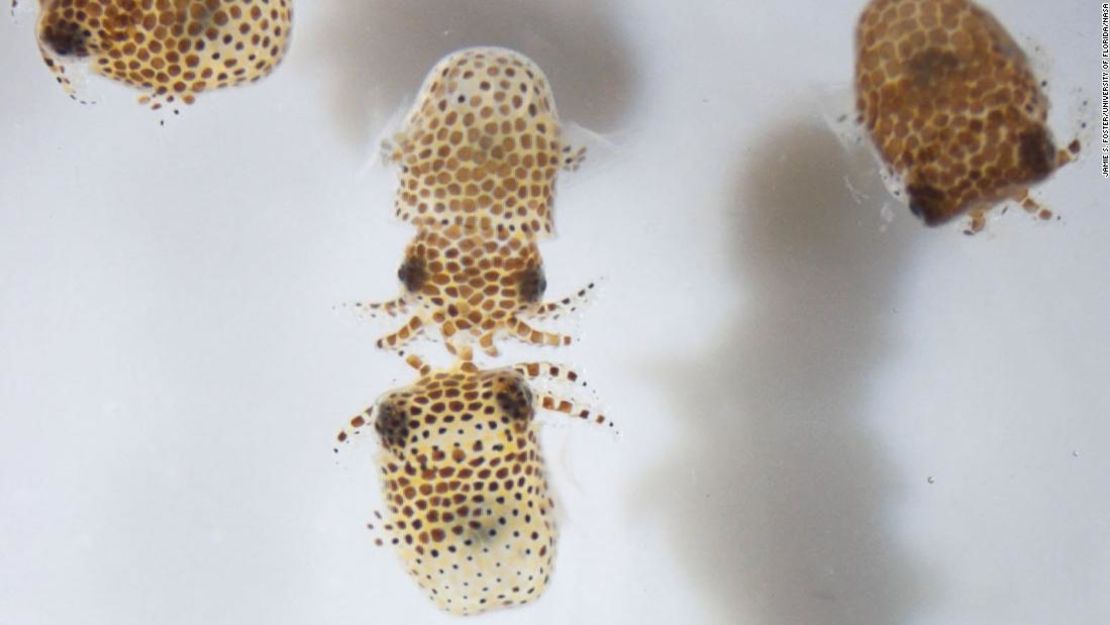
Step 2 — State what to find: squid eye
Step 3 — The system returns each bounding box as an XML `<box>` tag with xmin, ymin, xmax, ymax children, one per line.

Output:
<box><xmin>397</xmin><ymin>257</ymin><xmax>427</xmax><ymax>292</ymax></box>
<box><xmin>518</xmin><ymin>266</ymin><xmax>546</xmax><ymax>302</ymax></box>
<box><xmin>496</xmin><ymin>378</ymin><xmax>534</xmax><ymax>423</ymax></box>
<box><xmin>905</xmin><ymin>183</ymin><xmax>948</xmax><ymax>225</ymax></box>
<box><xmin>374</xmin><ymin>400</ymin><xmax>410</xmax><ymax>449</ymax></box>
<box><xmin>40</xmin><ymin>22</ymin><xmax>90</xmax><ymax>58</ymax></box>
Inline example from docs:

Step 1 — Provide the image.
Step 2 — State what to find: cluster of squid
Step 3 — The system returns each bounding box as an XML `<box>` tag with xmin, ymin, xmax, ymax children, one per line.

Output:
<box><xmin>335</xmin><ymin>48</ymin><xmax>613</xmax><ymax>616</ymax></box>
<box><xmin>24</xmin><ymin>0</ymin><xmax>1080</xmax><ymax>234</ymax></box>
<box><xmin>20</xmin><ymin>0</ymin><xmax>1087</xmax><ymax>616</ymax></box>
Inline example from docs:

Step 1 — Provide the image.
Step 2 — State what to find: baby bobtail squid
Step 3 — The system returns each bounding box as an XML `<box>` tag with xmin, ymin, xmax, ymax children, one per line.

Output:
<box><xmin>334</xmin><ymin>350</ymin><xmax>614</xmax><ymax>616</ymax></box>
<box><xmin>855</xmin><ymin>0</ymin><xmax>1080</xmax><ymax>233</ymax></box>
<box><xmin>351</xmin><ymin>224</ymin><xmax>596</xmax><ymax>358</ymax></box>
<box><xmin>383</xmin><ymin>47</ymin><xmax>587</xmax><ymax>239</ymax></box>
<box><xmin>26</xmin><ymin>0</ymin><xmax>293</xmax><ymax>110</ymax></box>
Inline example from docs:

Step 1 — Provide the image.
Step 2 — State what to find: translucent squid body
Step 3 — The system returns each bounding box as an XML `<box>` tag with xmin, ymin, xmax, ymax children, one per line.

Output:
<box><xmin>26</xmin><ymin>0</ymin><xmax>292</xmax><ymax>109</ymax></box>
<box><xmin>335</xmin><ymin>354</ymin><xmax>613</xmax><ymax>616</ymax></box>
<box><xmin>383</xmin><ymin>47</ymin><xmax>586</xmax><ymax>239</ymax></box>
<box><xmin>356</xmin><ymin>225</ymin><xmax>594</xmax><ymax>358</ymax></box>
<box><xmin>341</xmin><ymin>47</ymin><xmax>607</xmax><ymax>615</ymax></box>
<box><xmin>362</xmin><ymin>48</ymin><xmax>593</xmax><ymax>358</ymax></box>
<box><xmin>855</xmin><ymin>0</ymin><xmax>1079</xmax><ymax>232</ymax></box>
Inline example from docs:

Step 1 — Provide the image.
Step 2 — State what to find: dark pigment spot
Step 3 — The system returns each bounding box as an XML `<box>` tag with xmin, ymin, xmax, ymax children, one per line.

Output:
<box><xmin>907</xmin><ymin>48</ymin><xmax>961</xmax><ymax>88</ymax></box>
<box><xmin>374</xmin><ymin>401</ymin><xmax>410</xmax><ymax>449</ymax></box>
<box><xmin>906</xmin><ymin>183</ymin><xmax>953</xmax><ymax>226</ymax></box>
<box><xmin>41</xmin><ymin>21</ymin><xmax>90</xmax><ymax>57</ymax></box>
<box><xmin>398</xmin><ymin>257</ymin><xmax>428</xmax><ymax>292</ymax></box>
<box><xmin>518</xmin><ymin>266</ymin><xmax>546</xmax><ymax>303</ymax></box>
<box><xmin>495</xmin><ymin>380</ymin><xmax>533</xmax><ymax>423</ymax></box>
<box><xmin>1017</xmin><ymin>126</ymin><xmax>1056</xmax><ymax>181</ymax></box>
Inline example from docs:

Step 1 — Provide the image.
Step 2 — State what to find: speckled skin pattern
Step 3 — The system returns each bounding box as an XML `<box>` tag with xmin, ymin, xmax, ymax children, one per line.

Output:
<box><xmin>363</xmin><ymin>47</ymin><xmax>592</xmax><ymax>359</ymax></box>
<box><xmin>855</xmin><ymin>0</ymin><xmax>1075</xmax><ymax>231</ymax></box>
<box><xmin>385</xmin><ymin>47</ymin><xmax>585</xmax><ymax>239</ymax></box>
<box><xmin>343</xmin><ymin>48</ymin><xmax>605</xmax><ymax>617</ymax></box>
<box><xmin>338</xmin><ymin>359</ymin><xmax>611</xmax><ymax>616</ymax></box>
<box><xmin>361</xmin><ymin>225</ymin><xmax>593</xmax><ymax>358</ymax></box>
<box><xmin>28</xmin><ymin>0</ymin><xmax>292</xmax><ymax>109</ymax></box>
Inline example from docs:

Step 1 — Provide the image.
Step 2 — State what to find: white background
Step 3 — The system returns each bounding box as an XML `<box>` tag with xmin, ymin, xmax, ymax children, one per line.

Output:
<box><xmin>1</xmin><ymin>1</ymin><xmax>1107</xmax><ymax>624</ymax></box>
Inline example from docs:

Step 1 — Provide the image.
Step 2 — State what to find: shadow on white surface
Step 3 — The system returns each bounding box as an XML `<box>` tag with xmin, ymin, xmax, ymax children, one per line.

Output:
<box><xmin>642</xmin><ymin>117</ymin><xmax>933</xmax><ymax>624</ymax></box>
<box><xmin>303</xmin><ymin>0</ymin><xmax>637</xmax><ymax>150</ymax></box>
